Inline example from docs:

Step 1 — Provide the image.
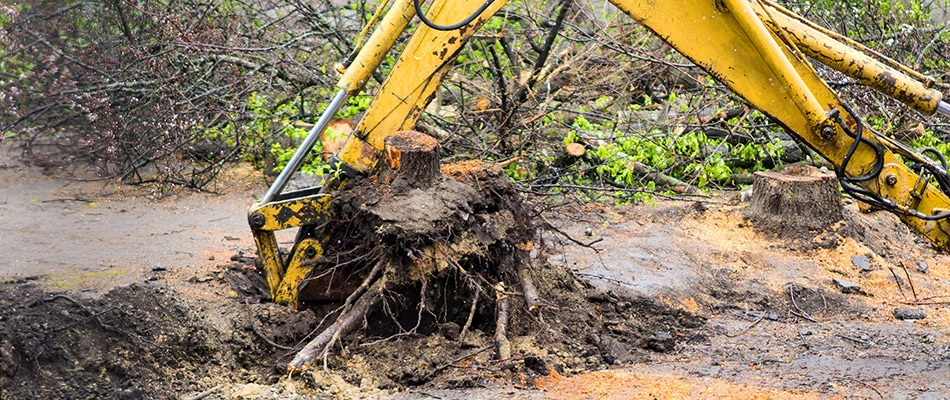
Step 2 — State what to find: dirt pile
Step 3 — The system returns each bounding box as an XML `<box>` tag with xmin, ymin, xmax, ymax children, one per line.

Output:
<box><xmin>278</xmin><ymin>157</ymin><xmax>707</xmax><ymax>377</ymax></box>
<box><xmin>0</xmin><ymin>279</ymin><xmax>268</xmax><ymax>399</ymax></box>
<box><xmin>0</xmin><ymin>152</ymin><xmax>712</xmax><ymax>398</ymax></box>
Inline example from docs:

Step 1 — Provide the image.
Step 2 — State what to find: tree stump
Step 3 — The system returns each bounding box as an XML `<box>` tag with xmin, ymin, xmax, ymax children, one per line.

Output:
<box><xmin>744</xmin><ymin>165</ymin><xmax>843</xmax><ymax>237</ymax></box>
<box><xmin>380</xmin><ymin>130</ymin><xmax>441</xmax><ymax>191</ymax></box>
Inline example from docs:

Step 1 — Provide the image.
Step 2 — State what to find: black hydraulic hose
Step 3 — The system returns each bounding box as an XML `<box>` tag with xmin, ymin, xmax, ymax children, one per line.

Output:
<box><xmin>920</xmin><ymin>147</ymin><xmax>948</xmax><ymax>170</ymax></box>
<box><xmin>832</xmin><ymin>105</ymin><xmax>950</xmax><ymax>221</ymax></box>
<box><xmin>413</xmin><ymin>0</ymin><xmax>496</xmax><ymax>31</ymax></box>
<box><xmin>833</xmin><ymin>106</ymin><xmax>884</xmax><ymax>184</ymax></box>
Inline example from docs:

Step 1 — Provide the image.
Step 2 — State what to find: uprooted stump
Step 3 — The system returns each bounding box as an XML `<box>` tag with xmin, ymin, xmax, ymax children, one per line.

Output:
<box><xmin>288</xmin><ymin>131</ymin><xmax>539</xmax><ymax>372</ymax></box>
<box><xmin>744</xmin><ymin>165</ymin><xmax>843</xmax><ymax>238</ymax></box>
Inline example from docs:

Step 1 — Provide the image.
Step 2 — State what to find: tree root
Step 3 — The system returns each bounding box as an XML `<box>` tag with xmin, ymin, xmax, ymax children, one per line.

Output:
<box><xmin>519</xmin><ymin>263</ymin><xmax>541</xmax><ymax>313</ymax></box>
<box><xmin>288</xmin><ymin>277</ymin><xmax>386</xmax><ymax>373</ymax></box>
<box><xmin>459</xmin><ymin>284</ymin><xmax>480</xmax><ymax>341</ymax></box>
<box><xmin>494</xmin><ymin>282</ymin><xmax>511</xmax><ymax>361</ymax></box>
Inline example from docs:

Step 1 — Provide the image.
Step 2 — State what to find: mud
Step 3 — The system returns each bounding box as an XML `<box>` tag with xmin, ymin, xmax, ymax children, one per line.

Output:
<box><xmin>0</xmin><ymin>280</ymin><xmax>238</xmax><ymax>399</ymax></box>
<box><xmin>4</xmin><ymin>148</ymin><xmax>950</xmax><ymax>398</ymax></box>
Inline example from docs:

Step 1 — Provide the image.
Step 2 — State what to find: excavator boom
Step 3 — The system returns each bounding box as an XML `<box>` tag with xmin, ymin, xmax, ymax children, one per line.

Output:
<box><xmin>249</xmin><ymin>0</ymin><xmax>950</xmax><ymax>306</ymax></box>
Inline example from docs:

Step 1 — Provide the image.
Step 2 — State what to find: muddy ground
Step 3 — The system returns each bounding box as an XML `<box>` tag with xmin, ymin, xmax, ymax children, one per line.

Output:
<box><xmin>2</xmin><ymin>149</ymin><xmax>950</xmax><ymax>399</ymax></box>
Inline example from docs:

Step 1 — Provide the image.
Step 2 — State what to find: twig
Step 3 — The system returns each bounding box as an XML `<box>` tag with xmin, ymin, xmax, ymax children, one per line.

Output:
<box><xmin>421</xmin><ymin>345</ymin><xmax>493</xmax><ymax>382</ymax></box>
<box><xmin>789</xmin><ymin>311</ymin><xmax>818</xmax><ymax>323</ymax></box>
<box><xmin>787</xmin><ymin>285</ymin><xmax>819</xmax><ymax>322</ymax></box>
<box><xmin>573</xmin><ymin>272</ymin><xmax>630</xmax><ymax>286</ymax></box>
<box><xmin>900</xmin><ymin>300</ymin><xmax>950</xmax><ymax>306</ymax></box>
<box><xmin>848</xmin><ymin>378</ymin><xmax>884</xmax><ymax>399</ymax></box>
<box><xmin>484</xmin><ymin>41</ymin><xmax>509</xmax><ymax>120</ymax></box>
<box><xmin>497</xmin><ymin>153</ymin><xmax>524</xmax><ymax>168</ymax></box>
<box><xmin>510</xmin><ymin>0</ymin><xmax>573</xmax><ymax>106</ymax></box>
<box><xmin>459</xmin><ymin>285</ymin><xmax>481</xmax><ymax>341</ymax></box>
<box><xmin>899</xmin><ymin>261</ymin><xmax>918</xmax><ymax>301</ymax></box>
<box><xmin>541</xmin><ymin>215</ymin><xmax>602</xmax><ymax>252</ymax></box>
<box><xmin>40</xmin><ymin>197</ymin><xmax>95</xmax><ymax>203</ymax></box>
<box><xmin>887</xmin><ymin>266</ymin><xmax>907</xmax><ymax>300</ymax></box>
<box><xmin>46</xmin><ymin>294</ymin><xmax>123</xmax><ymax>336</ymax></box>
<box><xmin>726</xmin><ymin>312</ymin><xmax>766</xmax><ymax>338</ymax></box>
<box><xmin>182</xmin><ymin>384</ymin><xmax>224</xmax><ymax>400</ymax></box>
<box><xmin>913</xmin><ymin>21</ymin><xmax>950</xmax><ymax>70</ymax></box>
<box><xmin>836</xmin><ymin>333</ymin><xmax>869</xmax><ymax>346</ymax></box>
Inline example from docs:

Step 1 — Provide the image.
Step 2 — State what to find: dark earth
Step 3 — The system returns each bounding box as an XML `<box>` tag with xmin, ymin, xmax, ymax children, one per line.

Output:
<box><xmin>2</xmin><ymin>146</ymin><xmax>950</xmax><ymax>399</ymax></box>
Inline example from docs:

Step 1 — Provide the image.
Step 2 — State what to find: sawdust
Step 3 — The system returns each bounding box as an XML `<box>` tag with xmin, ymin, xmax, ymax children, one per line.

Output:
<box><xmin>536</xmin><ymin>369</ymin><xmax>831</xmax><ymax>400</ymax></box>
<box><xmin>439</xmin><ymin>159</ymin><xmax>500</xmax><ymax>178</ymax></box>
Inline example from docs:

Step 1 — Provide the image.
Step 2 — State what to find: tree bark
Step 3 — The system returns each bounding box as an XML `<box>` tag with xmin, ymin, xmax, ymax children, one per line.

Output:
<box><xmin>380</xmin><ymin>130</ymin><xmax>441</xmax><ymax>191</ymax></box>
<box><xmin>744</xmin><ymin>165</ymin><xmax>842</xmax><ymax>237</ymax></box>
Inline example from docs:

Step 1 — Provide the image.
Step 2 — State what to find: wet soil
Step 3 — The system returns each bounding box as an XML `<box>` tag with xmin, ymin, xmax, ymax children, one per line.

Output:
<box><xmin>3</xmin><ymin>148</ymin><xmax>950</xmax><ymax>398</ymax></box>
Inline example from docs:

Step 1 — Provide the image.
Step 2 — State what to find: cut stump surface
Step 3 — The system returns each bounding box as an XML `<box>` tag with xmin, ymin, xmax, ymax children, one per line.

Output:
<box><xmin>745</xmin><ymin>165</ymin><xmax>843</xmax><ymax>238</ymax></box>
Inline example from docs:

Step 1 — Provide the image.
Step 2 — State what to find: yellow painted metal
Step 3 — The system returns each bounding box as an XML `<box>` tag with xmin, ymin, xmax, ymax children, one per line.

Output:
<box><xmin>252</xmin><ymin>230</ymin><xmax>282</xmax><ymax>300</ymax></box>
<box><xmin>718</xmin><ymin>0</ymin><xmax>828</xmax><ymax>130</ymax></box>
<box><xmin>609</xmin><ymin>0</ymin><xmax>859</xmax><ymax>172</ymax></box>
<box><xmin>339</xmin><ymin>0</ymin><xmax>508</xmax><ymax>173</ymax></box>
<box><xmin>275</xmin><ymin>237</ymin><xmax>325</xmax><ymax>307</ymax></box>
<box><xmin>248</xmin><ymin>194</ymin><xmax>333</xmax><ymax>232</ymax></box>
<box><xmin>337</xmin><ymin>0</ymin><xmax>416</xmax><ymax>94</ymax></box>
<box><xmin>876</xmin><ymin>163</ymin><xmax>950</xmax><ymax>247</ymax></box>
<box><xmin>251</xmin><ymin>0</ymin><xmax>509</xmax><ymax>306</ymax></box>
<box><xmin>254</xmin><ymin>0</ymin><xmax>950</xmax><ymax>307</ymax></box>
<box><xmin>760</xmin><ymin>0</ymin><xmax>937</xmax><ymax>88</ymax></box>
<box><xmin>759</xmin><ymin>2</ymin><xmax>943</xmax><ymax>115</ymax></box>
<box><xmin>607</xmin><ymin>0</ymin><xmax>950</xmax><ymax>247</ymax></box>
<box><xmin>248</xmin><ymin>193</ymin><xmax>333</xmax><ymax>302</ymax></box>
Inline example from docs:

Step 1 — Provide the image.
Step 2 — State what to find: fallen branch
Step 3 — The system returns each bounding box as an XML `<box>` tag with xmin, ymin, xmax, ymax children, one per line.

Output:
<box><xmin>288</xmin><ymin>277</ymin><xmax>387</xmax><ymax>373</ymax></box>
<box><xmin>494</xmin><ymin>282</ymin><xmax>511</xmax><ymax>361</ymax></box>
<box><xmin>630</xmin><ymin>161</ymin><xmax>699</xmax><ymax>194</ymax></box>
<box><xmin>725</xmin><ymin>311</ymin><xmax>766</xmax><ymax>338</ymax></box>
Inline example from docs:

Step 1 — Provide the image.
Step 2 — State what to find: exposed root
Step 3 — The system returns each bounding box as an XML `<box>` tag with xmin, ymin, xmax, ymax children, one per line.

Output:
<box><xmin>459</xmin><ymin>284</ymin><xmax>481</xmax><ymax>341</ymax></box>
<box><xmin>285</xmin><ymin>158</ymin><xmax>538</xmax><ymax>372</ymax></box>
<box><xmin>519</xmin><ymin>262</ymin><xmax>542</xmax><ymax>313</ymax></box>
<box><xmin>288</xmin><ymin>277</ymin><xmax>387</xmax><ymax>373</ymax></box>
<box><xmin>494</xmin><ymin>282</ymin><xmax>511</xmax><ymax>361</ymax></box>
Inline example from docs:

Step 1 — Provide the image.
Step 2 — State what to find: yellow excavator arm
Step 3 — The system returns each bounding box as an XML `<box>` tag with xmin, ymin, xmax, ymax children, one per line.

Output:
<box><xmin>249</xmin><ymin>0</ymin><xmax>950</xmax><ymax>306</ymax></box>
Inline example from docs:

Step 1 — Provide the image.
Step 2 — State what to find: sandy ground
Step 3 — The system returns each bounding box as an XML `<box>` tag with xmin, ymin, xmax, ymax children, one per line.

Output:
<box><xmin>3</xmin><ymin>145</ymin><xmax>950</xmax><ymax>398</ymax></box>
<box><xmin>544</xmin><ymin>201</ymin><xmax>950</xmax><ymax>399</ymax></box>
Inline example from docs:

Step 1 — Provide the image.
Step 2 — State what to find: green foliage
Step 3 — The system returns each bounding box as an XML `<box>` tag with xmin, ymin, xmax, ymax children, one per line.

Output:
<box><xmin>578</xmin><ymin>119</ymin><xmax>784</xmax><ymax>195</ymax></box>
<box><xmin>339</xmin><ymin>95</ymin><xmax>371</xmax><ymax>119</ymax></box>
<box><xmin>205</xmin><ymin>91</ymin><xmax>374</xmax><ymax>177</ymax></box>
<box><xmin>201</xmin><ymin>93</ymin><xmax>337</xmax><ymax>176</ymax></box>
<box><xmin>910</xmin><ymin>129</ymin><xmax>950</xmax><ymax>160</ymax></box>
<box><xmin>0</xmin><ymin>4</ymin><xmax>33</xmax><ymax>81</ymax></box>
